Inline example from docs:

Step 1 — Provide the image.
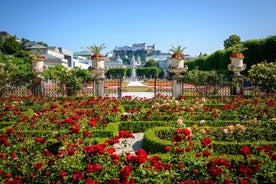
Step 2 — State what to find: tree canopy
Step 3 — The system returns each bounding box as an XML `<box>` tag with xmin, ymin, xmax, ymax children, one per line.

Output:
<box><xmin>144</xmin><ymin>59</ymin><xmax>158</xmax><ymax>67</ymax></box>
<box><xmin>2</xmin><ymin>36</ymin><xmax>22</xmax><ymax>55</ymax></box>
<box><xmin>223</xmin><ymin>34</ymin><xmax>241</xmax><ymax>49</ymax></box>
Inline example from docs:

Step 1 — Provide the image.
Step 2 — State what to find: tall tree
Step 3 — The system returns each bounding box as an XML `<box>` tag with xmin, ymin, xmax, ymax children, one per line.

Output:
<box><xmin>223</xmin><ymin>34</ymin><xmax>241</xmax><ymax>49</ymax></box>
<box><xmin>3</xmin><ymin>35</ymin><xmax>22</xmax><ymax>55</ymax></box>
<box><xmin>0</xmin><ymin>36</ymin><xmax>3</xmax><ymax>53</ymax></box>
<box><xmin>144</xmin><ymin>59</ymin><xmax>158</xmax><ymax>67</ymax></box>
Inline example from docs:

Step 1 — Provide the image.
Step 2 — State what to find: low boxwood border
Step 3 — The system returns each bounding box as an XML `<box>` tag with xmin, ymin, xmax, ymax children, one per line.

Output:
<box><xmin>142</xmin><ymin>126</ymin><xmax>174</xmax><ymax>154</ymax></box>
<box><xmin>119</xmin><ymin>121</ymin><xmax>168</xmax><ymax>133</ymax></box>
<box><xmin>213</xmin><ymin>141</ymin><xmax>276</xmax><ymax>154</ymax></box>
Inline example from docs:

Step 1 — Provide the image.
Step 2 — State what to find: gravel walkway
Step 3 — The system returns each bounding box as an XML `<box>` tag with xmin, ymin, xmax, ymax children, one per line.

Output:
<box><xmin>113</xmin><ymin>133</ymin><xmax>144</xmax><ymax>155</ymax></box>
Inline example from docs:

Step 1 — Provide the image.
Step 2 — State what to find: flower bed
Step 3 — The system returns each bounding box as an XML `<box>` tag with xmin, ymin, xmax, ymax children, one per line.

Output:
<box><xmin>0</xmin><ymin>94</ymin><xmax>275</xmax><ymax>183</ymax></box>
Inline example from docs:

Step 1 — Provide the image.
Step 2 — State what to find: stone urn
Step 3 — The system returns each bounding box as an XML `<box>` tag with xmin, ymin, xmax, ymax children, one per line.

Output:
<box><xmin>171</xmin><ymin>57</ymin><xmax>184</xmax><ymax>68</ymax></box>
<box><xmin>228</xmin><ymin>53</ymin><xmax>246</xmax><ymax>75</ymax></box>
<box><xmin>29</xmin><ymin>55</ymin><xmax>46</xmax><ymax>96</ymax></box>
<box><xmin>30</xmin><ymin>55</ymin><xmax>46</xmax><ymax>77</ymax></box>
<box><xmin>91</xmin><ymin>54</ymin><xmax>106</xmax><ymax>69</ymax></box>
<box><xmin>169</xmin><ymin>57</ymin><xmax>188</xmax><ymax>75</ymax></box>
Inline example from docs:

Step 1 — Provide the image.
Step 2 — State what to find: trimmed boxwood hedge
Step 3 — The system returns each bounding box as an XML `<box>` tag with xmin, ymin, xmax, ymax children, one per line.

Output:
<box><xmin>92</xmin><ymin>122</ymin><xmax>119</xmax><ymax>138</ymax></box>
<box><xmin>0</xmin><ymin>122</ymin><xmax>15</xmax><ymax>131</ymax></box>
<box><xmin>119</xmin><ymin>121</ymin><xmax>168</xmax><ymax>133</ymax></box>
<box><xmin>213</xmin><ymin>141</ymin><xmax>276</xmax><ymax>155</ymax></box>
<box><xmin>142</xmin><ymin>126</ymin><xmax>174</xmax><ymax>154</ymax></box>
<box><xmin>142</xmin><ymin>125</ymin><xmax>276</xmax><ymax>155</ymax></box>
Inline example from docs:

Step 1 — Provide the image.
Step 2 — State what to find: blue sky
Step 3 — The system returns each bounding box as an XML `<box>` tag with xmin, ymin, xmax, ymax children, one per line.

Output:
<box><xmin>1</xmin><ymin>0</ymin><xmax>276</xmax><ymax>56</ymax></box>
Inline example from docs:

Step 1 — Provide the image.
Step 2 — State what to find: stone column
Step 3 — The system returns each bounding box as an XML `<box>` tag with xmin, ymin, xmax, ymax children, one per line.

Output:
<box><xmin>30</xmin><ymin>57</ymin><xmax>45</xmax><ymax>96</ymax></box>
<box><xmin>90</xmin><ymin>57</ymin><xmax>106</xmax><ymax>97</ymax></box>
<box><xmin>228</xmin><ymin>56</ymin><xmax>246</xmax><ymax>95</ymax></box>
<box><xmin>169</xmin><ymin>58</ymin><xmax>188</xmax><ymax>98</ymax></box>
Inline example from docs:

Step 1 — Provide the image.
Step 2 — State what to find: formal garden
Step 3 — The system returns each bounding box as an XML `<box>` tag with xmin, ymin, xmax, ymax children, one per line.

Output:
<box><xmin>0</xmin><ymin>94</ymin><xmax>275</xmax><ymax>183</ymax></box>
<box><xmin>0</xmin><ymin>35</ymin><xmax>276</xmax><ymax>183</ymax></box>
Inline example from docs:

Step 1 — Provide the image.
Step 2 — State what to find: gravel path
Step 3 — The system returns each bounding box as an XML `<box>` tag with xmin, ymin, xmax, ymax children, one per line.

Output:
<box><xmin>113</xmin><ymin>133</ymin><xmax>144</xmax><ymax>155</ymax></box>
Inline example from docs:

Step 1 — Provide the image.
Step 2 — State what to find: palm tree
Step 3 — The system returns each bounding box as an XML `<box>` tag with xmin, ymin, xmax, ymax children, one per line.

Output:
<box><xmin>229</xmin><ymin>44</ymin><xmax>248</xmax><ymax>58</ymax></box>
<box><xmin>169</xmin><ymin>45</ymin><xmax>186</xmax><ymax>59</ymax></box>
<box><xmin>87</xmin><ymin>43</ymin><xmax>106</xmax><ymax>58</ymax></box>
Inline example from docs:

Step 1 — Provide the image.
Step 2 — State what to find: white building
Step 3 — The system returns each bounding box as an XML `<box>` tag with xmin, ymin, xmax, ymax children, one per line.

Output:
<box><xmin>73</xmin><ymin>55</ymin><xmax>91</xmax><ymax>69</ymax></box>
<box><xmin>113</xmin><ymin>43</ymin><xmax>156</xmax><ymax>57</ymax></box>
<box><xmin>24</xmin><ymin>42</ymin><xmax>75</xmax><ymax>68</ymax></box>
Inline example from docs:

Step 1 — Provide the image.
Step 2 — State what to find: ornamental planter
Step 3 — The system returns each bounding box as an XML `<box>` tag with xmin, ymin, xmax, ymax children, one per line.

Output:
<box><xmin>171</xmin><ymin>57</ymin><xmax>184</xmax><ymax>68</ymax></box>
<box><xmin>169</xmin><ymin>56</ymin><xmax>188</xmax><ymax>99</ymax></box>
<box><xmin>228</xmin><ymin>54</ymin><xmax>246</xmax><ymax>76</ymax></box>
<box><xmin>230</xmin><ymin>55</ymin><xmax>244</xmax><ymax>66</ymax></box>
<box><xmin>29</xmin><ymin>55</ymin><xmax>46</xmax><ymax>96</ymax></box>
<box><xmin>91</xmin><ymin>56</ymin><xmax>106</xmax><ymax>69</ymax></box>
<box><xmin>90</xmin><ymin>55</ymin><xmax>106</xmax><ymax>97</ymax></box>
<box><xmin>228</xmin><ymin>53</ymin><xmax>246</xmax><ymax>95</ymax></box>
<box><xmin>30</xmin><ymin>57</ymin><xmax>46</xmax><ymax>76</ymax></box>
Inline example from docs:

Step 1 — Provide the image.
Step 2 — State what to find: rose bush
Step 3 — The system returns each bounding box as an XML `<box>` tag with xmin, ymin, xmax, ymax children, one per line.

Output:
<box><xmin>0</xmin><ymin>94</ymin><xmax>275</xmax><ymax>183</ymax></box>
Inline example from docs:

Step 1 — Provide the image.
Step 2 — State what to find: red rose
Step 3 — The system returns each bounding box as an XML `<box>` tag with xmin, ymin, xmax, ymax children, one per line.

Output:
<box><xmin>164</xmin><ymin>146</ymin><xmax>172</xmax><ymax>152</ymax></box>
<box><xmin>200</xmin><ymin>138</ymin><xmax>212</xmax><ymax>148</ymax></box>
<box><xmin>34</xmin><ymin>162</ymin><xmax>43</xmax><ymax>170</ymax></box>
<box><xmin>120</xmin><ymin>165</ymin><xmax>132</xmax><ymax>182</ymax></box>
<box><xmin>59</xmin><ymin>171</ymin><xmax>67</xmax><ymax>177</ymax></box>
<box><xmin>240</xmin><ymin>146</ymin><xmax>251</xmax><ymax>157</ymax></box>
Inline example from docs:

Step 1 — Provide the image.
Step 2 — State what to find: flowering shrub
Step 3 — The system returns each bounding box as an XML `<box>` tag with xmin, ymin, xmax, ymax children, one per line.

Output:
<box><xmin>0</xmin><ymin>94</ymin><xmax>275</xmax><ymax>183</ymax></box>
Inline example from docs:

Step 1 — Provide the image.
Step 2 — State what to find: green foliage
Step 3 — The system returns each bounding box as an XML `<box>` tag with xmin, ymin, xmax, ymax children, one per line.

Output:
<box><xmin>125</xmin><ymin>67</ymin><xmax>132</xmax><ymax>77</ymax></box>
<box><xmin>106</xmin><ymin>68</ymin><xmax>128</xmax><ymax>78</ymax></box>
<box><xmin>92</xmin><ymin>123</ymin><xmax>119</xmax><ymax>138</ymax></box>
<box><xmin>263</xmin><ymin>35</ymin><xmax>276</xmax><ymax>62</ymax></box>
<box><xmin>187</xmin><ymin>35</ymin><xmax>276</xmax><ymax>73</ymax></box>
<box><xmin>119</xmin><ymin>121</ymin><xmax>168</xmax><ymax>133</ymax></box>
<box><xmin>144</xmin><ymin>59</ymin><xmax>158</xmax><ymax>67</ymax></box>
<box><xmin>213</xmin><ymin>141</ymin><xmax>276</xmax><ymax>155</ymax></box>
<box><xmin>223</xmin><ymin>34</ymin><xmax>241</xmax><ymax>49</ymax></box>
<box><xmin>142</xmin><ymin>126</ymin><xmax>174</xmax><ymax>154</ymax></box>
<box><xmin>247</xmin><ymin>61</ymin><xmax>276</xmax><ymax>93</ymax></box>
<box><xmin>0</xmin><ymin>36</ymin><xmax>3</xmax><ymax>52</ymax></box>
<box><xmin>136</xmin><ymin>67</ymin><xmax>163</xmax><ymax>78</ymax></box>
<box><xmin>168</xmin><ymin>45</ymin><xmax>186</xmax><ymax>54</ymax></box>
<box><xmin>0</xmin><ymin>54</ymin><xmax>33</xmax><ymax>96</ymax></box>
<box><xmin>228</xmin><ymin>43</ymin><xmax>248</xmax><ymax>53</ymax></box>
<box><xmin>2</xmin><ymin>35</ymin><xmax>22</xmax><ymax>55</ymax></box>
<box><xmin>43</xmin><ymin>65</ymin><xmax>91</xmax><ymax>96</ymax></box>
<box><xmin>87</xmin><ymin>43</ymin><xmax>106</xmax><ymax>54</ymax></box>
<box><xmin>183</xmin><ymin>69</ymin><xmax>227</xmax><ymax>95</ymax></box>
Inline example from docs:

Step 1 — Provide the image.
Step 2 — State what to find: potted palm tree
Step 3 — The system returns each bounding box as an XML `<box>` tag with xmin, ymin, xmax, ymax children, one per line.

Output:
<box><xmin>87</xmin><ymin>43</ymin><xmax>106</xmax><ymax>69</ymax></box>
<box><xmin>229</xmin><ymin>44</ymin><xmax>248</xmax><ymax>66</ymax></box>
<box><xmin>169</xmin><ymin>45</ymin><xmax>186</xmax><ymax>68</ymax></box>
<box><xmin>228</xmin><ymin>44</ymin><xmax>247</xmax><ymax>75</ymax></box>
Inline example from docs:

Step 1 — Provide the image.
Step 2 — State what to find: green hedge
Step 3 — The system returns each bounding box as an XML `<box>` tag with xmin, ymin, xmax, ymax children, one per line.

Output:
<box><xmin>0</xmin><ymin>122</ymin><xmax>15</xmax><ymax>131</ymax></box>
<box><xmin>213</xmin><ymin>141</ymin><xmax>276</xmax><ymax>154</ymax></box>
<box><xmin>142</xmin><ymin>125</ymin><xmax>276</xmax><ymax>155</ymax></box>
<box><xmin>119</xmin><ymin>121</ymin><xmax>168</xmax><ymax>133</ymax></box>
<box><xmin>92</xmin><ymin>122</ymin><xmax>119</xmax><ymax>138</ymax></box>
<box><xmin>186</xmin><ymin>35</ymin><xmax>276</xmax><ymax>72</ymax></box>
<box><xmin>142</xmin><ymin>126</ymin><xmax>174</xmax><ymax>154</ymax></box>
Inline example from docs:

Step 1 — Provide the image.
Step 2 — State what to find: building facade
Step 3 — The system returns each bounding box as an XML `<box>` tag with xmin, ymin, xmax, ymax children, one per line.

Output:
<box><xmin>113</xmin><ymin>43</ymin><xmax>156</xmax><ymax>57</ymax></box>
